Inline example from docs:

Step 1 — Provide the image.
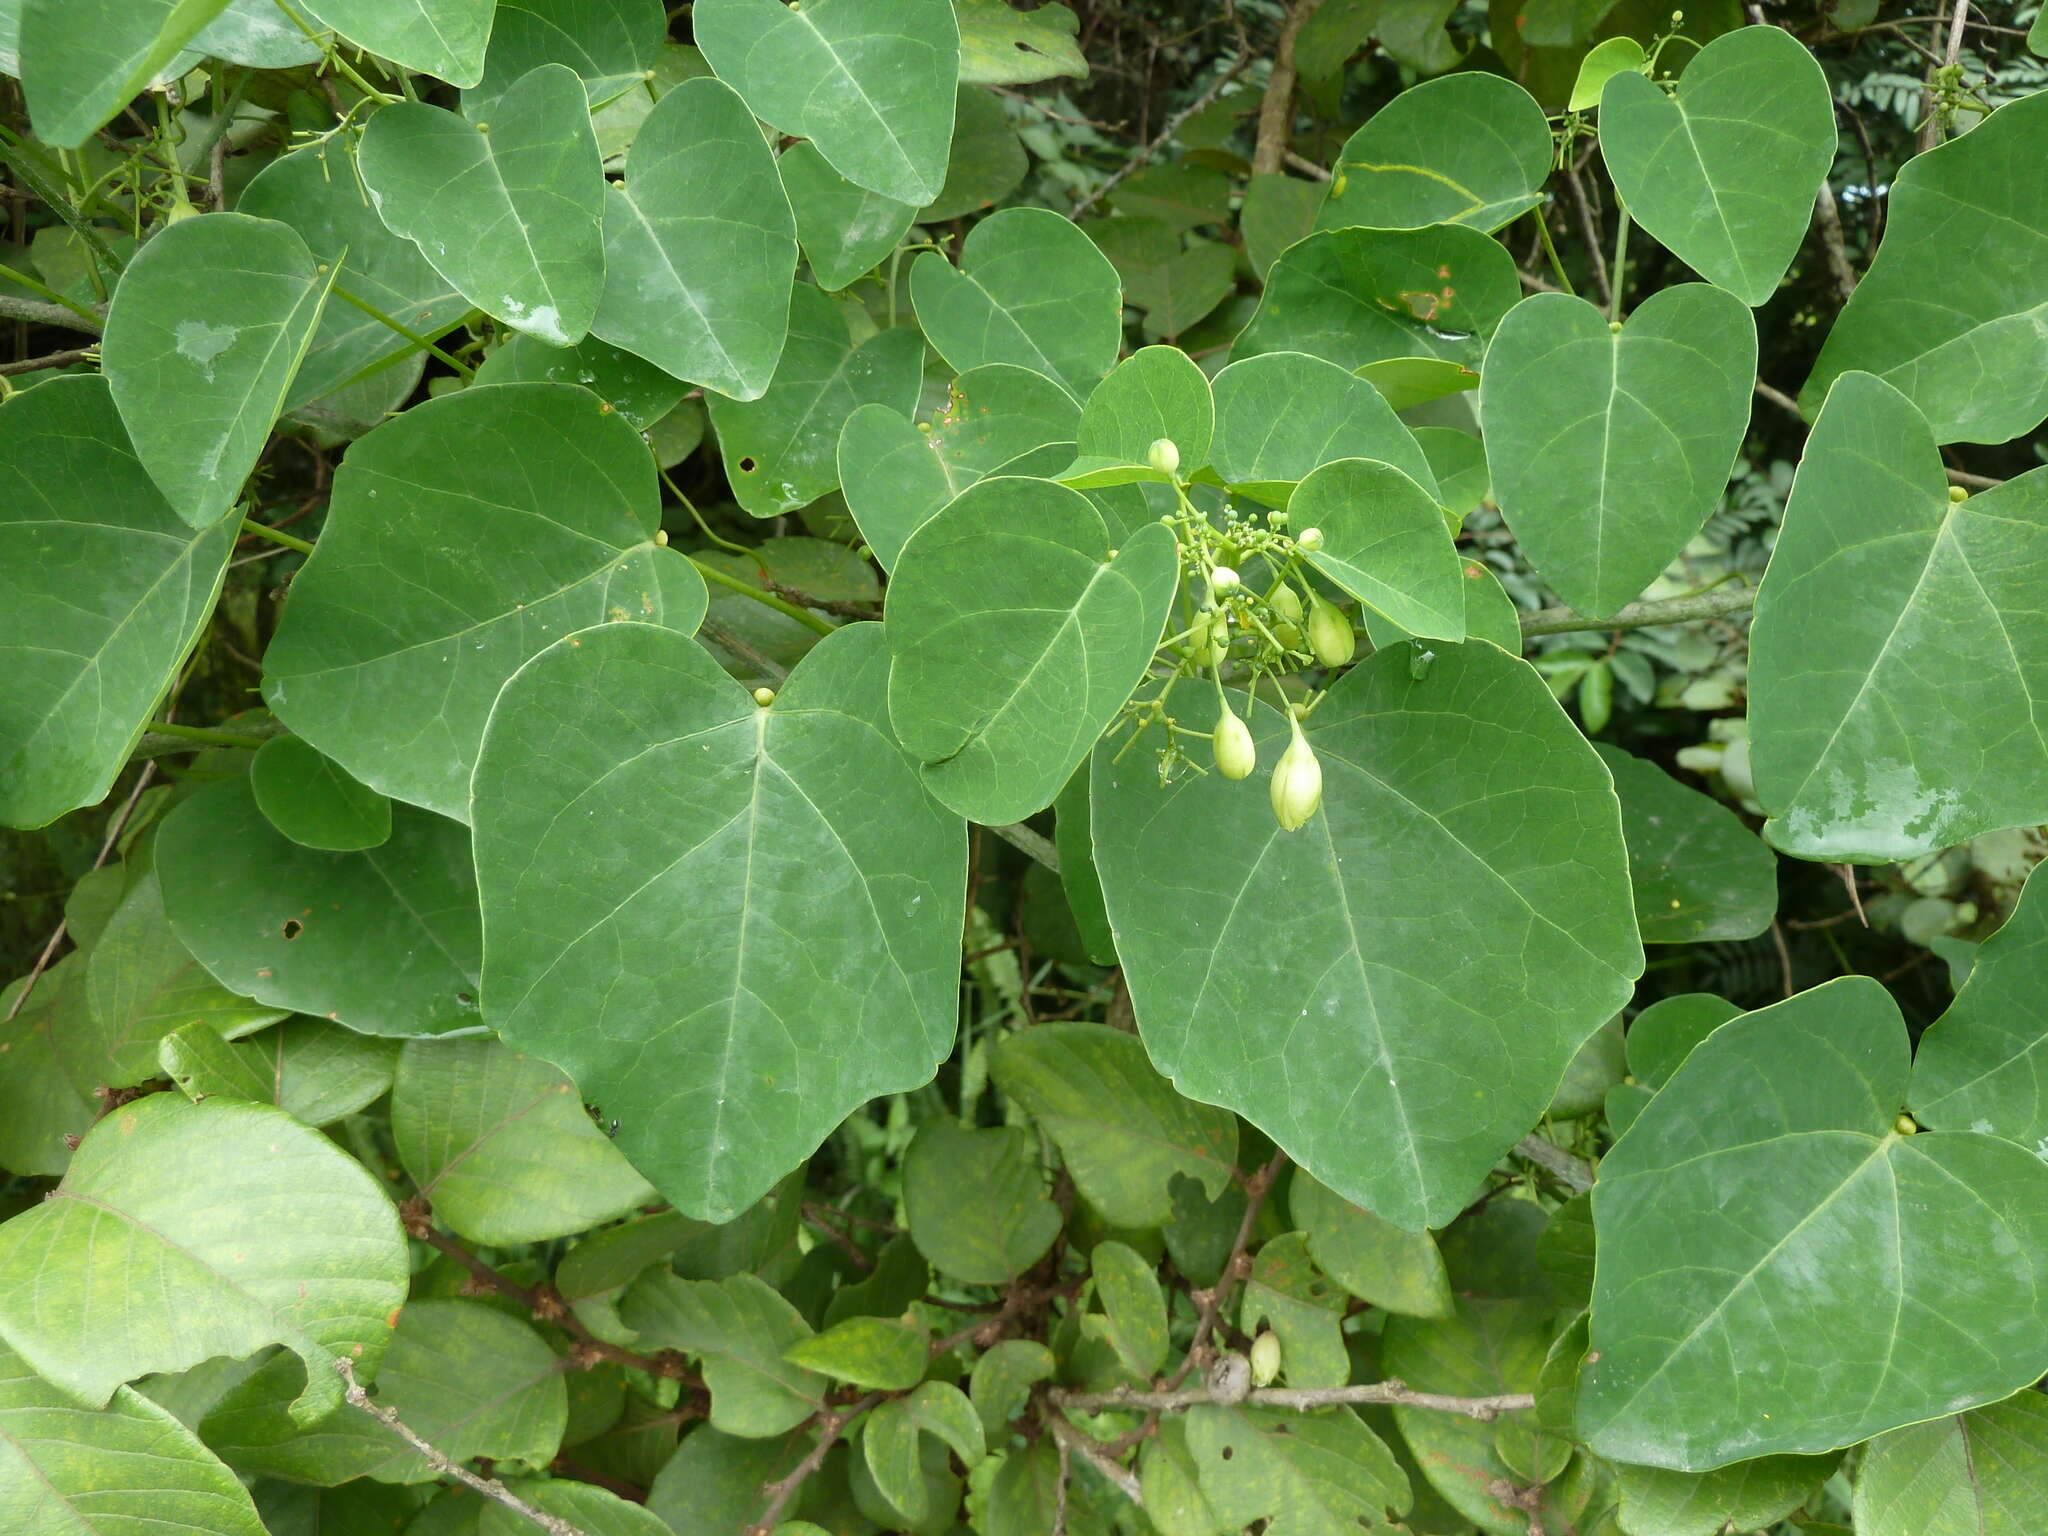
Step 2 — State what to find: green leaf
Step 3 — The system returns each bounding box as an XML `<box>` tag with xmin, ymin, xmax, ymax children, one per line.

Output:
<box><xmin>1625</xmin><ymin>992</ymin><xmax>1739</xmax><ymax>1087</ymax></box>
<box><xmin>1594</xmin><ymin>743</ymin><xmax>1776</xmax><ymax>943</ymax></box>
<box><xmin>620</xmin><ymin>1272</ymin><xmax>827</xmax><ymax>1437</ymax></box>
<box><xmin>1417</xmin><ymin>426</ymin><xmax>1490</xmax><ymax>519</ymax></box>
<box><xmin>394</xmin><ymin>1036</ymin><xmax>657</xmax><ymax>1246</ymax></box>
<box><xmin>1291</xmin><ymin>1169</ymin><xmax>1453</xmax><ymax>1318</ymax></box>
<box><xmin>865</xmin><ymin>1382</ymin><xmax>985</xmax><ymax>1526</ymax></box>
<box><xmin>1238</xmin><ymin>1232</ymin><xmax>1350</xmax><ymax>1390</ymax></box>
<box><xmin>263</xmin><ymin>381</ymin><xmax>703</xmax><ymax>821</ymax></box>
<box><xmin>644</xmin><ymin>1425</ymin><xmax>809</xmax><ymax>1535</ymax></box>
<box><xmin>1748</xmin><ymin>373</ymin><xmax>2048</xmax><ymax>862</ymax></box>
<box><xmin>1090</xmin><ymin>1240</ymin><xmax>1168</xmax><ymax>1378</ymax></box>
<box><xmin>463</xmin><ymin>0</ymin><xmax>667</xmax><ymax>122</ymax></box>
<box><xmin>1852</xmin><ymin>1391</ymin><xmax>2048</xmax><ymax>1536</ymax></box>
<box><xmin>1598</xmin><ymin>24</ymin><xmax>1835</xmax><ymax>306</ymax></box>
<box><xmin>918</xmin><ymin>84</ymin><xmax>1029</xmax><ymax>222</ymax></box>
<box><xmin>706</xmin><ymin>285</ymin><xmax>924</xmax><ymax>515</ymax></box>
<box><xmin>1479</xmin><ymin>285</ymin><xmax>1756</xmax><ymax>617</ymax></box>
<box><xmin>1802</xmin><ymin>90</ymin><xmax>2048</xmax><ymax>444</ymax></box>
<box><xmin>1548</xmin><ymin>1014</ymin><xmax>1625</xmax><ymax>1119</ymax></box>
<box><xmin>954</xmin><ymin>0</ymin><xmax>1085</xmax><ymax>84</ymax></box>
<box><xmin>357</xmin><ymin>65</ymin><xmax>605</xmax><ymax>346</ymax></box>
<box><xmin>300</xmin><ymin>0</ymin><xmax>494</xmax><ymax>86</ymax></box>
<box><xmin>1051</xmin><ymin>768</ymin><xmax>1119</xmax><ymax>965</ymax></box>
<box><xmin>1293</xmin><ymin>458</ymin><xmax>1465</xmax><ymax>641</ymax></box>
<box><xmin>1210</xmin><ymin>351</ymin><xmax>1438</xmax><ymax>510</ymax></box>
<box><xmin>472</xmin><ymin>331</ymin><xmax>687</xmax><ymax>432</ymax></box>
<box><xmin>0</xmin><ymin>1337</ymin><xmax>265</xmax><ymax>1536</ymax></box>
<box><xmin>484</xmin><ymin>1479</ymin><xmax>673</xmax><ymax>1536</ymax></box>
<box><xmin>1067</xmin><ymin>344</ymin><xmax>1214</xmax><ymax>485</ymax></box>
<box><xmin>1316</xmin><ymin>72</ymin><xmax>1550</xmax><ymax>234</ymax></box>
<box><xmin>1570</xmin><ymin>35</ymin><xmax>1646</xmax><ymax>112</ymax></box>
<box><xmin>0</xmin><ymin>376</ymin><xmax>238</xmax><ymax>830</ymax></box>
<box><xmin>694</xmin><ymin>0</ymin><xmax>959</xmax><ymax>205</ymax></box>
<box><xmin>19</xmin><ymin>0</ymin><xmax>232</xmax><ymax>147</ymax></box>
<box><xmin>1093</xmin><ymin>646</ymin><xmax>1640</xmax><ymax>1231</ymax></box>
<box><xmin>910</xmin><ymin>207</ymin><xmax>1124</xmax><ymax>398</ymax></box>
<box><xmin>969</xmin><ymin>1340</ymin><xmax>1054</xmax><ymax>1438</ymax></box>
<box><xmin>886</xmin><ymin>477</ymin><xmax>1178</xmax><ymax>824</ymax></box>
<box><xmin>781</xmin><ymin>141</ymin><xmax>916</xmax><ymax>294</ymax></box>
<box><xmin>1913</xmin><ymin>863</ymin><xmax>2048</xmax><ymax>1147</ymax></box>
<box><xmin>1242</xmin><ymin>173</ymin><xmax>1323</xmax><ymax>284</ymax></box>
<box><xmin>237</xmin><ymin>139</ymin><xmax>468</xmax><ymax>421</ymax></box>
<box><xmin>1137</xmin><ymin>1417</ymin><xmax>1224</xmax><ymax>1536</ymax></box>
<box><xmin>0</xmin><ymin>1095</ymin><xmax>405</xmax><ymax>1428</ymax></box>
<box><xmin>156</xmin><ymin>776</ymin><xmax>483</xmax><ymax>1037</ymax></box>
<box><xmin>1581</xmin><ymin>976</ymin><xmax>2048</xmax><ymax>1469</ymax></box>
<box><xmin>839</xmin><ymin>363</ymin><xmax>1081</xmax><ymax>570</ymax></box>
<box><xmin>592</xmin><ymin>76</ymin><xmax>798</xmax><ymax>400</ymax></box>
<box><xmin>473</xmin><ymin>622</ymin><xmax>963</xmax><ymax>1221</ymax></box>
<box><xmin>783</xmin><ymin>1316</ymin><xmax>927</xmax><ymax>1390</ymax></box>
<box><xmin>1184</xmin><ymin>1404</ymin><xmax>1411</xmax><ymax>1535</ymax></box>
<box><xmin>251</xmin><ymin>1480</ymin><xmax>434</xmax><ymax>1535</ymax></box>
<box><xmin>826</xmin><ymin>1234</ymin><xmax>929</xmax><ymax>1326</ymax></box>
<box><xmin>102</xmin><ymin>213</ymin><xmax>335</xmax><ymax>528</ymax></box>
<box><xmin>1234</xmin><ymin>225</ymin><xmax>1521</xmax><ymax>376</ymax></box>
<box><xmin>160</xmin><ymin>1017</ymin><xmax>400</xmax><ymax>1127</ymax></box>
<box><xmin>0</xmin><ymin>962</ymin><xmax>95</xmax><ymax>1176</ymax></box>
<box><xmin>1085</xmin><ymin>217</ymin><xmax>1235</xmax><ymax>342</ymax></box>
<box><xmin>1617</xmin><ymin>1452</ymin><xmax>1838</xmax><ymax>1536</ymax></box>
<box><xmin>250</xmin><ymin>736</ymin><xmax>392</xmax><ymax>852</ymax></box>
<box><xmin>903</xmin><ymin>1117</ymin><xmax>1061</xmax><ymax>1285</ymax></box>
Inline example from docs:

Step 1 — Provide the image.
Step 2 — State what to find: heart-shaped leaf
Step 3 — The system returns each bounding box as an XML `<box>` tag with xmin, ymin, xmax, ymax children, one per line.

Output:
<box><xmin>1803</xmin><ymin>90</ymin><xmax>2048</xmax><ymax>445</ymax></box>
<box><xmin>1596</xmin><ymin>743</ymin><xmax>1777</xmax><ymax>944</ymax></box>
<box><xmin>1210</xmin><ymin>351</ymin><xmax>1438</xmax><ymax>509</ymax></box>
<box><xmin>1094</xmin><ymin>646</ymin><xmax>1641</xmax><ymax>1231</ymax></box>
<box><xmin>1480</xmin><ymin>285</ymin><xmax>1756</xmax><ymax>618</ymax></box>
<box><xmin>473</xmin><ymin>622</ymin><xmax>965</xmax><ymax>1222</ymax></box>
<box><xmin>1293</xmin><ymin>458</ymin><xmax>1465</xmax><ymax>640</ymax></box>
<box><xmin>1581</xmin><ymin>976</ymin><xmax>2048</xmax><ymax>1469</ymax></box>
<box><xmin>1749</xmin><ymin>372</ymin><xmax>2048</xmax><ymax>862</ymax></box>
<box><xmin>263</xmin><ymin>381</ymin><xmax>704</xmax><ymax>821</ymax></box>
<box><xmin>463</xmin><ymin>0</ymin><xmax>666</xmax><ymax>120</ymax></box>
<box><xmin>886</xmin><ymin>476</ymin><xmax>1179</xmax><ymax>824</ymax></box>
<box><xmin>1599</xmin><ymin>24</ymin><xmax>1835</xmax><ymax>306</ymax></box>
<box><xmin>1316</xmin><ymin>71</ymin><xmax>1551</xmax><ymax>234</ymax></box>
<box><xmin>592</xmin><ymin>76</ymin><xmax>797</xmax><ymax>400</ymax></box>
<box><xmin>102</xmin><ymin>212</ymin><xmax>336</xmax><ymax>529</ymax></box>
<box><xmin>1066</xmin><ymin>343</ymin><xmax>1214</xmax><ymax>486</ymax></box>
<box><xmin>301</xmin><ymin>0</ymin><xmax>494</xmax><ymax>86</ymax></box>
<box><xmin>19</xmin><ymin>0</ymin><xmax>233</xmax><ymax>147</ymax></box>
<box><xmin>358</xmin><ymin>64</ymin><xmax>605</xmax><ymax>346</ymax></box>
<box><xmin>0</xmin><ymin>377</ymin><xmax>238</xmax><ymax>830</ymax></box>
<box><xmin>694</xmin><ymin>0</ymin><xmax>959</xmax><ymax>205</ymax></box>
<box><xmin>781</xmin><ymin>141</ymin><xmax>917</xmax><ymax>294</ymax></box>
<box><xmin>910</xmin><ymin>207</ymin><xmax>1124</xmax><ymax>398</ymax></box>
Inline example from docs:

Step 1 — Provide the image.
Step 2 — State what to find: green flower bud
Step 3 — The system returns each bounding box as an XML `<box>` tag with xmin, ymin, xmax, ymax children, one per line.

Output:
<box><xmin>1210</xmin><ymin>565</ymin><xmax>1240</xmax><ymax>593</ymax></box>
<box><xmin>1189</xmin><ymin>609</ymin><xmax>1229</xmax><ymax>670</ymax></box>
<box><xmin>1297</xmin><ymin>526</ymin><xmax>1325</xmax><ymax>552</ymax></box>
<box><xmin>1249</xmin><ymin>1329</ymin><xmax>1283</xmax><ymax>1387</ymax></box>
<box><xmin>1147</xmin><ymin>437</ymin><xmax>1180</xmax><ymax>476</ymax></box>
<box><xmin>1270</xmin><ymin>585</ymin><xmax>1304</xmax><ymax>624</ymax></box>
<box><xmin>752</xmin><ymin>687</ymin><xmax>776</xmax><ymax>707</ymax></box>
<box><xmin>1270</xmin><ymin>713</ymin><xmax>1323</xmax><ymax>831</ymax></box>
<box><xmin>1214</xmin><ymin>707</ymin><xmax>1256</xmax><ymax>780</ymax></box>
<box><xmin>1307</xmin><ymin>594</ymin><xmax>1355</xmax><ymax>668</ymax></box>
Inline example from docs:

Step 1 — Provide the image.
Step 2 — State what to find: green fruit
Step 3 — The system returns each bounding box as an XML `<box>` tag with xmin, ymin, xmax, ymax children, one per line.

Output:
<box><xmin>1249</xmin><ymin>1328</ymin><xmax>1282</xmax><ymax>1386</ymax></box>
<box><xmin>1270</xmin><ymin>585</ymin><xmax>1304</xmax><ymax>624</ymax></box>
<box><xmin>1307</xmin><ymin>595</ymin><xmax>1356</xmax><ymax>668</ymax></box>
<box><xmin>1214</xmin><ymin>707</ymin><xmax>1256</xmax><ymax>780</ymax></box>
<box><xmin>1147</xmin><ymin>437</ymin><xmax>1180</xmax><ymax>475</ymax></box>
<box><xmin>1189</xmin><ymin>609</ymin><xmax>1230</xmax><ymax>670</ymax></box>
<box><xmin>1270</xmin><ymin>712</ymin><xmax>1323</xmax><ymax>831</ymax></box>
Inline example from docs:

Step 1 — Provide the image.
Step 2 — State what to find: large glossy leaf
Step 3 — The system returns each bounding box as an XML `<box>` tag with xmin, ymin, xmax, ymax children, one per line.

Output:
<box><xmin>1749</xmin><ymin>373</ymin><xmax>2048</xmax><ymax>862</ymax></box>
<box><xmin>695</xmin><ymin>0</ymin><xmax>958</xmax><ymax>205</ymax></box>
<box><xmin>0</xmin><ymin>377</ymin><xmax>237</xmax><ymax>829</ymax></box>
<box><xmin>394</xmin><ymin>1036</ymin><xmax>657</xmax><ymax>1246</ymax></box>
<box><xmin>910</xmin><ymin>207</ymin><xmax>1124</xmax><ymax>398</ymax></box>
<box><xmin>620</xmin><ymin>1272</ymin><xmax>827</xmax><ymax>1436</ymax></box>
<box><xmin>473</xmin><ymin>622</ymin><xmax>964</xmax><ymax>1222</ymax></box>
<box><xmin>156</xmin><ymin>776</ymin><xmax>484</xmax><ymax>1038</ymax></box>
<box><xmin>1599</xmin><ymin>24</ymin><xmax>1835</xmax><ymax>306</ymax></box>
<box><xmin>591</xmin><ymin>77</ymin><xmax>797</xmax><ymax>401</ymax></box>
<box><xmin>1851</xmin><ymin>1390</ymin><xmax>2048</xmax><ymax>1536</ymax></box>
<box><xmin>0</xmin><ymin>1338</ymin><xmax>265</xmax><ymax>1536</ymax></box>
<box><xmin>463</xmin><ymin>0</ymin><xmax>665</xmax><ymax>120</ymax></box>
<box><xmin>19</xmin><ymin>0</ymin><xmax>231</xmax><ymax>146</ymax></box>
<box><xmin>263</xmin><ymin>381</ymin><xmax>704</xmax><ymax>821</ymax></box>
<box><xmin>705</xmin><ymin>284</ymin><xmax>924</xmax><ymax>516</ymax></box>
<box><xmin>1479</xmin><ymin>285</ymin><xmax>1755</xmax><ymax>617</ymax></box>
<box><xmin>1292</xmin><ymin>458</ymin><xmax>1465</xmax><ymax>641</ymax></box>
<box><xmin>1233</xmin><ymin>224</ymin><xmax>1522</xmax><ymax>375</ymax></box>
<box><xmin>1581</xmin><ymin>977</ymin><xmax>2048</xmax><ymax>1469</ymax></box>
<box><xmin>1595</xmin><ymin>743</ymin><xmax>1776</xmax><ymax>943</ymax></box>
<box><xmin>300</xmin><ymin>0</ymin><xmax>494</xmax><ymax>86</ymax></box>
<box><xmin>1093</xmin><ymin>646</ymin><xmax>1641</xmax><ymax>1231</ymax></box>
<box><xmin>357</xmin><ymin>64</ymin><xmax>605</xmax><ymax>346</ymax></box>
<box><xmin>102</xmin><ymin>213</ymin><xmax>334</xmax><ymax>528</ymax></box>
<box><xmin>885</xmin><ymin>476</ymin><xmax>1179</xmax><ymax>824</ymax></box>
<box><xmin>1210</xmin><ymin>351</ymin><xmax>1437</xmax><ymax>508</ymax></box>
<box><xmin>0</xmin><ymin>1095</ymin><xmax>406</xmax><ymax>1428</ymax></box>
<box><xmin>1802</xmin><ymin>90</ymin><xmax>2048</xmax><ymax>444</ymax></box>
<box><xmin>1315</xmin><ymin>72</ymin><xmax>1550</xmax><ymax>233</ymax></box>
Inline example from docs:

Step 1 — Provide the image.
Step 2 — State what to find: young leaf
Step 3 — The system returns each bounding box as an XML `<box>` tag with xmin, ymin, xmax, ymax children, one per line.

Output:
<box><xmin>472</xmin><ymin>622</ymin><xmax>964</xmax><ymax>1222</ymax></box>
<box><xmin>780</xmin><ymin>141</ymin><xmax>917</xmax><ymax>294</ymax></box>
<box><xmin>1599</xmin><ymin>24</ymin><xmax>1836</xmax><ymax>306</ymax></box>
<box><xmin>1851</xmin><ymin>1390</ymin><xmax>2048</xmax><ymax>1536</ymax></box>
<box><xmin>592</xmin><ymin>77</ymin><xmax>798</xmax><ymax>401</ymax></box>
<box><xmin>0</xmin><ymin>1095</ymin><xmax>406</xmax><ymax>1428</ymax></box>
<box><xmin>1210</xmin><ymin>351</ymin><xmax>1438</xmax><ymax>509</ymax></box>
<box><xmin>1090</xmin><ymin>1241</ymin><xmax>1168</xmax><ymax>1379</ymax></box>
<box><xmin>886</xmin><ymin>477</ymin><xmax>1178</xmax><ymax>824</ymax></box>
<box><xmin>300</xmin><ymin>0</ymin><xmax>495</xmax><ymax>86</ymax></box>
<box><xmin>101</xmin><ymin>213</ymin><xmax>335</xmax><ymax>529</ymax></box>
<box><xmin>160</xmin><ymin>1017</ymin><xmax>400</xmax><ymax>1127</ymax></box>
<box><xmin>1479</xmin><ymin>285</ymin><xmax>1756</xmax><ymax>619</ymax></box>
<box><xmin>262</xmin><ymin>381</ymin><xmax>704</xmax><ymax>821</ymax></box>
<box><xmin>969</xmin><ymin>1341</ymin><xmax>1055</xmax><ymax>1439</ymax></box>
<box><xmin>620</xmin><ymin>1272</ymin><xmax>827</xmax><ymax>1436</ymax></box>
<box><xmin>357</xmin><ymin>64</ymin><xmax>606</xmax><ymax>346</ymax></box>
<box><xmin>1067</xmin><ymin>343</ymin><xmax>1214</xmax><ymax>485</ymax></box>
<box><xmin>903</xmin><ymin>1118</ymin><xmax>1061</xmax><ymax>1286</ymax></box>
<box><xmin>19</xmin><ymin>0</ymin><xmax>233</xmax><ymax>147</ymax></box>
<box><xmin>1238</xmin><ymin>1232</ymin><xmax>1348</xmax><ymax>1389</ymax></box>
<box><xmin>250</xmin><ymin>735</ymin><xmax>393</xmax><ymax>853</ymax></box>
<box><xmin>1291</xmin><ymin>1169</ymin><xmax>1453</xmax><ymax>1319</ymax></box>
<box><xmin>1595</xmin><ymin>743</ymin><xmax>1777</xmax><ymax>944</ymax></box>
<box><xmin>0</xmin><ymin>377</ymin><xmax>238</xmax><ymax>830</ymax></box>
<box><xmin>694</xmin><ymin>0</ymin><xmax>959</xmax><ymax>206</ymax></box>
<box><xmin>1581</xmin><ymin>977</ymin><xmax>2048</xmax><ymax>1469</ymax></box>
<box><xmin>782</xmin><ymin>1316</ymin><xmax>928</xmax><ymax>1390</ymax></box>
<box><xmin>1093</xmin><ymin>649</ymin><xmax>1641</xmax><ymax>1232</ymax></box>
<box><xmin>1292</xmin><ymin>458</ymin><xmax>1465</xmax><ymax>641</ymax></box>
<box><xmin>1315</xmin><ymin>71</ymin><xmax>1551</xmax><ymax>233</ymax></box>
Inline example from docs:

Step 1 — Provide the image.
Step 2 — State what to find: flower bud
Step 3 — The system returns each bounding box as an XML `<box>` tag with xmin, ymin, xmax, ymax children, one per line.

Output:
<box><xmin>1307</xmin><ymin>594</ymin><xmax>1355</xmax><ymax>668</ymax></box>
<box><xmin>1214</xmin><ymin>707</ymin><xmax>1256</xmax><ymax>780</ymax></box>
<box><xmin>1297</xmin><ymin>526</ymin><xmax>1325</xmax><ymax>552</ymax></box>
<box><xmin>1147</xmin><ymin>437</ymin><xmax>1180</xmax><ymax>476</ymax></box>
<box><xmin>1249</xmin><ymin>1329</ymin><xmax>1283</xmax><ymax>1387</ymax></box>
<box><xmin>1189</xmin><ymin>609</ymin><xmax>1229</xmax><ymax>670</ymax></box>
<box><xmin>752</xmin><ymin>687</ymin><xmax>776</xmax><ymax>707</ymax></box>
<box><xmin>1269</xmin><ymin>585</ymin><xmax>1304</xmax><ymax>624</ymax></box>
<box><xmin>1210</xmin><ymin>565</ymin><xmax>1240</xmax><ymax>594</ymax></box>
<box><xmin>1270</xmin><ymin>713</ymin><xmax>1323</xmax><ymax>831</ymax></box>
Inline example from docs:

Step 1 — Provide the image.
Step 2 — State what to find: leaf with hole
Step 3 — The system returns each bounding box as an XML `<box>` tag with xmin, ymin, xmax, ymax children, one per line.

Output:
<box><xmin>1184</xmin><ymin>1404</ymin><xmax>1411</xmax><ymax>1536</ymax></box>
<box><xmin>955</xmin><ymin>0</ymin><xmax>1085</xmax><ymax>84</ymax></box>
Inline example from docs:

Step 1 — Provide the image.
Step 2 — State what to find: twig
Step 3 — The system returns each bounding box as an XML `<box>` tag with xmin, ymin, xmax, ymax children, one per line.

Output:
<box><xmin>1053</xmin><ymin>1379</ymin><xmax>1536</xmax><ymax>1422</ymax></box>
<box><xmin>1252</xmin><ymin>0</ymin><xmax>1327</xmax><ymax>176</ymax></box>
<box><xmin>761</xmin><ymin>577</ymin><xmax>878</xmax><ymax>621</ymax></box>
<box><xmin>335</xmin><ymin>1358</ymin><xmax>590</xmax><ymax>1536</ymax></box>
<box><xmin>986</xmin><ymin>820</ymin><xmax>1061</xmax><ymax>874</ymax></box>
<box><xmin>1919</xmin><ymin>0</ymin><xmax>1971</xmax><ymax>152</ymax></box>
<box><xmin>696</xmin><ymin>617</ymin><xmax>789</xmax><ymax>682</ymax></box>
<box><xmin>800</xmin><ymin>1202</ymin><xmax>874</xmax><ymax>1270</ymax></box>
<box><xmin>1754</xmin><ymin>379</ymin><xmax>1803</xmax><ymax>419</ymax></box>
<box><xmin>1045</xmin><ymin>1409</ymin><xmax>1147</xmax><ymax>1504</ymax></box>
<box><xmin>1946</xmin><ymin>466</ymin><xmax>2004</xmax><ymax>489</ymax></box>
<box><xmin>1812</xmin><ymin>184</ymin><xmax>1857</xmax><ymax>303</ymax></box>
<box><xmin>1282</xmin><ymin>150</ymin><xmax>1332</xmax><ymax>181</ymax></box>
<box><xmin>1162</xmin><ymin>1149</ymin><xmax>1287</xmax><ymax>1391</ymax></box>
<box><xmin>0</xmin><ymin>346</ymin><xmax>92</xmax><ymax>375</ymax></box>
<box><xmin>1519</xmin><ymin>585</ymin><xmax>1754</xmax><ymax>638</ymax></box>
<box><xmin>0</xmin><ymin>294</ymin><xmax>103</xmax><ymax>332</ymax></box>
<box><xmin>1071</xmin><ymin>53</ymin><xmax>1251</xmax><ymax>219</ymax></box>
<box><xmin>1561</xmin><ymin>164</ymin><xmax>1611</xmax><ymax>310</ymax></box>
<box><xmin>1771</xmin><ymin>921</ymin><xmax>1796</xmax><ymax>999</ymax></box>
<box><xmin>1513</xmin><ymin>1133</ymin><xmax>1595</xmax><ymax>1193</ymax></box>
<box><xmin>748</xmin><ymin>1393</ymin><xmax>881</xmax><ymax>1535</ymax></box>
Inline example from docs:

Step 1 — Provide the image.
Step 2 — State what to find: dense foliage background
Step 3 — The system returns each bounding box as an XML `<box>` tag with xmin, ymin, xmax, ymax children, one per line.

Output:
<box><xmin>5</xmin><ymin>1</ymin><xmax>2048</xmax><ymax>1534</ymax></box>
